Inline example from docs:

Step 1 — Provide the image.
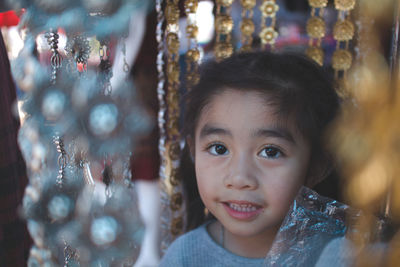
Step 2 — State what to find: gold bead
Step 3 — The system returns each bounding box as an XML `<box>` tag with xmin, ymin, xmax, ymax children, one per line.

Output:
<box><xmin>167</xmin><ymin>120</ymin><xmax>180</xmax><ymax>137</ymax></box>
<box><xmin>240</xmin><ymin>18</ymin><xmax>255</xmax><ymax>36</ymax></box>
<box><xmin>186</xmin><ymin>24</ymin><xmax>198</xmax><ymax>39</ymax></box>
<box><xmin>184</xmin><ymin>0</ymin><xmax>198</xmax><ymax>13</ymax></box>
<box><xmin>306</xmin><ymin>16</ymin><xmax>326</xmax><ymax>39</ymax></box>
<box><xmin>216</xmin><ymin>0</ymin><xmax>234</xmax><ymax>7</ymax></box>
<box><xmin>240</xmin><ymin>0</ymin><xmax>256</xmax><ymax>10</ymax></box>
<box><xmin>186</xmin><ymin>48</ymin><xmax>200</xmax><ymax>62</ymax></box>
<box><xmin>334</xmin><ymin>0</ymin><xmax>356</xmax><ymax>11</ymax></box>
<box><xmin>240</xmin><ymin>44</ymin><xmax>252</xmax><ymax>52</ymax></box>
<box><xmin>171</xmin><ymin>217</ymin><xmax>183</xmax><ymax>236</ymax></box>
<box><xmin>259</xmin><ymin>27</ymin><xmax>278</xmax><ymax>44</ymax></box>
<box><xmin>308</xmin><ymin>0</ymin><xmax>328</xmax><ymax>8</ymax></box>
<box><xmin>260</xmin><ymin>0</ymin><xmax>279</xmax><ymax>18</ymax></box>
<box><xmin>332</xmin><ymin>49</ymin><xmax>352</xmax><ymax>70</ymax></box>
<box><xmin>215</xmin><ymin>42</ymin><xmax>233</xmax><ymax>59</ymax></box>
<box><xmin>165</xmin><ymin>2</ymin><xmax>180</xmax><ymax>25</ymax></box>
<box><xmin>216</xmin><ymin>15</ymin><xmax>234</xmax><ymax>35</ymax></box>
<box><xmin>166</xmin><ymin>33</ymin><xmax>180</xmax><ymax>54</ymax></box>
<box><xmin>170</xmin><ymin>192</ymin><xmax>183</xmax><ymax>211</ymax></box>
<box><xmin>168</xmin><ymin>141</ymin><xmax>181</xmax><ymax>160</ymax></box>
<box><xmin>167</xmin><ymin>61</ymin><xmax>180</xmax><ymax>83</ymax></box>
<box><xmin>187</xmin><ymin>73</ymin><xmax>200</xmax><ymax>85</ymax></box>
<box><xmin>333</xmin><ymin>19</ymin><xmax>355</xmax><ymax>41</ymax></box>
<box><xmin>170</xmin><ymin>168</ymin><xmax>180</xmax><ymax>186</ymax></box>
<box><xmin>306</xmin><ymin>46</ymin><xmax>324</xmax><ymax>66</ymax></box>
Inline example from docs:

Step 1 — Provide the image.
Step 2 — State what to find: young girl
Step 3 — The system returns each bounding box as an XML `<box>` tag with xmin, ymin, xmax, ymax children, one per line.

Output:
<box><xmin>160</xmin><ymin>51</ymin><xmax>341</xmax><ymax>266</ymax></box>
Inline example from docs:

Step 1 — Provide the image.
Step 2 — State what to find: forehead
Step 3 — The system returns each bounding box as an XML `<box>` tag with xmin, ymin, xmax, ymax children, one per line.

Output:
<box><xmin>196</xmin><ymin>89</ymin><xmax>283</xmax><ymax>132</ymax></box>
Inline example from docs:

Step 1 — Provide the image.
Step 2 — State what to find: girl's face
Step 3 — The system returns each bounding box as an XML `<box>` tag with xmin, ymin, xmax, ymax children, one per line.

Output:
<box><xmin>193</xmin><ymin>89</ymin><xmax>311</xmax><ymax>254</ymax></box>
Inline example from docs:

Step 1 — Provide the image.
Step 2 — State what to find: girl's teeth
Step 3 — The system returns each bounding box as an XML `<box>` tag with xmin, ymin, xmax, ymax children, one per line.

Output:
<box><xmin>228</xmin><ymin>203</ymin><xmax>258</xmax><ymax>212</ymax></box>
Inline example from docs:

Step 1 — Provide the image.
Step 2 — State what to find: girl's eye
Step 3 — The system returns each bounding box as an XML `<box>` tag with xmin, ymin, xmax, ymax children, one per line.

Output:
<box><xmin>207</xmin><ymin>143</ymin><xmax>229</xmax><ymax>156</ymax></box>
<box><xmin>258</xmin><ymin>146</ymin><xmax>282</xmax><ymax>159</ymax></box>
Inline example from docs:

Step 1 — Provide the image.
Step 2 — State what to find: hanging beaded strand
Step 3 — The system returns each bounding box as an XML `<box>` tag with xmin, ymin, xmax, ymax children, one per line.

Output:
<box><xmin>165</xmin><ymin>0</ymin><xmax>186</xmax><ymax>246</ymax></box>
<box><xmin>240</xmin><ymin>0</ymin><xmax>256</xmax><ymax>52</ymax></box>
<box><xmin>332</xmin><ymin>0</ymin><xmax>356</xmax><ymax>93</ymax></box>
<box><xmin>98</xmin><ymin>39</ymin><xmax>113</xmax><ymax>96</ymax></box>
<box><xmin>214</xmin><ymin>0</ymin><xmax>234</xmax><ymax>60</ymax></box>
<box><xmin>155</xmin><ymin>0</ymin><xmax>171</xmax><ymax>253</ymax></box>
<box><xmin>185</xmin><ymin>0</ymin><xmax>200</xmax><ymax>90</ymax></box>
<box><xmin>54</xmin><ymin>136</ymin><xmax>68</xmax><ymax>188</ymax></box>
<box><xmin>259</xmin><ymin>0</ymin><xmax>279</xmax><ymax>50</ymax></box>
<box><xmin>45</xmin><ymin>29</ymin><xmax>63</xmax><ymax>84</ymax></box>
<box><xmin>306</xmin><ymin>0</ymin><xmax>328</xmax><ymax>66</ymax></box>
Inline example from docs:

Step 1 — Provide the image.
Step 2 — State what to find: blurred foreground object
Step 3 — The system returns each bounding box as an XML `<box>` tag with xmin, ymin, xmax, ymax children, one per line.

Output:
<box><xmin>329</xmin><ymin>0</ymin><xmax>400</xmax><ymax>266</ymax></box>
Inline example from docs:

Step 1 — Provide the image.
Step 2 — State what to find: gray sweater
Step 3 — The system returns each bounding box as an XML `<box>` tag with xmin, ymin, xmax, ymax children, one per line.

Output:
<box><xmin>159</xmin><ymin>222</ymin><xmax>265</xmax><ymax>267</ymax></box>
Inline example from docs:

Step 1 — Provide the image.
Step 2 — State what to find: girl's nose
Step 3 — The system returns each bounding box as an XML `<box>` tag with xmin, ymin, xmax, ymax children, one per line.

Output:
<box><xmin>223</xmin><ymin>154</ymin><xmax>258</xmax><ymax>190</ymax></box>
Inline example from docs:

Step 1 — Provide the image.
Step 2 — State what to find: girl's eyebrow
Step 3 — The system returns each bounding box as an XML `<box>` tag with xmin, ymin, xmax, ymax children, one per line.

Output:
<box><xmin>252</xmin><ymin>128</ymin><xmax>296</xmax><ymax>144</ymax></box>
<box><xmin>199</xmin><ymin>124</ymin><xmax>232</xmax><ymax>139</ymax></box>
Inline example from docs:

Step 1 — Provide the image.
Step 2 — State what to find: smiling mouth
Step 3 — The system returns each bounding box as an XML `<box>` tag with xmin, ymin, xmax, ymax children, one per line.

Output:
<box><xmin>222</xmin><ymin>201</ymin><xmax>264</xmax><ymax>221</ymax></box>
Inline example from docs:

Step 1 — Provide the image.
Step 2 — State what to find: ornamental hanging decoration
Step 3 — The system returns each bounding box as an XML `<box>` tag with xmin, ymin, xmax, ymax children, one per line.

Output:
<box><xmin>306</xmin><ymin>0</ymin><xmax>328</xmax><ymax>66</ymax></box>
<box><xmin>11</xmin><ymin>0</ymin><xmax>151</xmax><ymax>265</ymax></box>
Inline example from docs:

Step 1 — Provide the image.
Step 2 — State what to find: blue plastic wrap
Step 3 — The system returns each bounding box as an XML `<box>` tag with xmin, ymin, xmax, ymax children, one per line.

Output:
<box><xmin>264</xmin><ymin>186</ymin><xmax>352</xmax><ymax>266</ymax></box>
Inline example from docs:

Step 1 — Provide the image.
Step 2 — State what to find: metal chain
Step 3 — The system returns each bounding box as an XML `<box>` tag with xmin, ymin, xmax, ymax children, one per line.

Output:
<box><xmin>45</xmin><ymin>29</ymin><xmax>62</xmax><ymax>84</ymax></box>
<box><xmin>99</xmin><ymin>39</ymin><xmax>113</xmax><ymax>95</ymax></box>
<box><xmin>54</xmin><ymin>136</ymin><xmax>68</xmax><ymax>188</ymax></box>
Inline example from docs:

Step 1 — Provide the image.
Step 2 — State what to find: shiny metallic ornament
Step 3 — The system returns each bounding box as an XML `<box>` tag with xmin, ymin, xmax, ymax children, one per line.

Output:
<box><xmin>306</xmin><ymin>46</ymin><xmax>324</xmax><ymax>66</ymax></box>
<box><xmin>165</xmin><ymin>2</ymin><xmax>180</xmax><ymax>25</ymax></box>
<box><xmin>306</xmin><ymin>16</ymin><xmax>326</xmax><ymax>39</ymax></box>
<box><xmin>260</xmin><ymin>27</ymin><xmax>279</xmax><ymax>45</ymax></box>
<box><xmin>170</xmin><ymin>193</ymin><xmax>183</xmax><ymax>211</ymax></box>
<box><xmin>184</xmin><ymin>0</ymin><xmax>198</xmax><ymax>13</ymax></box>
<box><xmin>240</xmin><ymin>0</ymin><xmax>256</xmax><ymax>10</ymax></box>
<box><xmin>332</xmin><ymin>49</ymin><xmax>353</xmax><ymax>71</ymax></box>
<box><xmin>216</xmin><ymin>15</ymin><xmax>234</xmax><ymax>35</ymax></box>
<box><xmin>186</xmin><ymin>24</ymin><xmax>199</xmax><ymax>39</ymax></box>
<box><xmin>333</xmin><ymin>19</ymin><xmax>355</xmax><ymax>41</ymax></box>
<box><xmin>260</xmin><ymin>0</ymin><xmax>280</xmax><ymax>17</ymax></box>
<box><xmin>334</xmin><ymin>0</ymin><xmax>356</xmax><ymax>11</ymax></box>
<box><xmin>240</xmin><ymin>18</ymin><xmax>255</xmax><ymax>36</ymax></box>
<box><xmin>67</xmin><ymin>184</ymin><xmax>144</xmax><ymax>265</ymax></box>
<box><xmin>186</xmin><ymin>48</ymin><xmax>200</xmax><ymax>62</ymax></box>
<box><xmin>216</xmin><ymin>0</ymin><xmax>234</xmax><ymax>7</ymax></box>
<box><xmin>65</xmin><ymin>34</ymin><xmax>91</xmax><ymax>66</ymax></box>
<box><xmin>215</xmin><ymin>42</ymin><xmax>234</xmax><ymax>59</ymax></box>
<box><xmin>166</xmin><ymin>33</ymin><xmax>180</xmax><ymax>54</ymax></box>
<box><xmin>308</xmin><ymin>0</ymin><xmax>328</xmax><ymax>8</ymax></box>
<box><xmin>170</xmin><ymin>217</ymin><xmax>183</xmax><ymax>236</ymax></box>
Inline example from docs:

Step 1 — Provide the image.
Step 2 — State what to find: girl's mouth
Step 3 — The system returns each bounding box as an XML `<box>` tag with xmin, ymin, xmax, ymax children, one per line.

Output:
<box><xmin>222</xmin><ymin>201</ymin><xmax>264</xmax><ymax>221</ymax></box>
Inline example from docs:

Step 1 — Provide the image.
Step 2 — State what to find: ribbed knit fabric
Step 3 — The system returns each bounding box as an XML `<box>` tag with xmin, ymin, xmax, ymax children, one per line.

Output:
<box><xmin>160</xmin><ymin>221</ymin><xmax>265</xmax><ymax>267</ymax></box>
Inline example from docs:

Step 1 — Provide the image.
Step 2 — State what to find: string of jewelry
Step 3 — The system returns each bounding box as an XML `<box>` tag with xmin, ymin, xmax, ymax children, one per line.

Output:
<box><xmin>259</xmin><ymin>0</ymin><xmax>279</xmax><ymax>50</ymax></box>
<box><xmin>155</xmin><ymin>0</ymin><xmax>167</xmax><ymax>190</ymax></box>
<box><xmin>239</xmin><ymin>0</ymin><xmax>256</xmax><ymax>52</ymax></box>
<box><xmin>332</xmin><ymin>0</ymin><xmax>356</xmax><ymax>95</ymax></box>
<box><xmin>306</xmin><ymin>0</ymin><xmax>328</xmax><ymax>66</ymax></box>
<box><xmin>99</xmin><ymin>39</ymin><xmax>113</xmax><ymax>96</ymax></box>
<box><xmin>214</xmin><ymin>0</ymin><xmax>234</xmax><ymax>60</ymax></box>
<box><xmin>122</xmin><ymin>36</ymin><xmax>130</xmax><ymax>74</ymax></box>
<box><xmin>54</xmin><ymin>136</ymin><xmax>68</xmax><ymax>188</ymax></box>
<box><xmin>185</xmin><ymin>0</ymin><xmax>200</xmax><ymax>90</ymax></box>
<box><xmin>165</xmin><ymin>0</ymin><xmax>185</xmax><ymax>240</ymax></box>
<box><xmin>45</xmin><ymin>29</ymin><xmax>62</xmax><ymax>84</ymax></box>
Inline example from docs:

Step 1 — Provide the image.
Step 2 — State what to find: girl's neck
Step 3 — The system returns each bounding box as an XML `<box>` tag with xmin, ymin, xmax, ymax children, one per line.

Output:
<box><xmin>208</xmin><ymin>221</ymin><xmax>279</xmax><ymax>259</ymax></box>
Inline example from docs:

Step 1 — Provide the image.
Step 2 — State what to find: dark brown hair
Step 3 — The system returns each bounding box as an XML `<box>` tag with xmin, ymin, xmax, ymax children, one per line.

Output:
<box><xmin>181</xmin><ymin>51</ymin><xmax>340</xmax><ymax>231</ymax></box>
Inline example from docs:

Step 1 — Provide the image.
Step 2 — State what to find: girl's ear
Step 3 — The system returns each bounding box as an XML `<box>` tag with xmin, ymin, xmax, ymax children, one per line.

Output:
<box><xmin>186</xmin><ymin>136</ymin><xmax>195</xmax><ymax>162</ymax></box>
